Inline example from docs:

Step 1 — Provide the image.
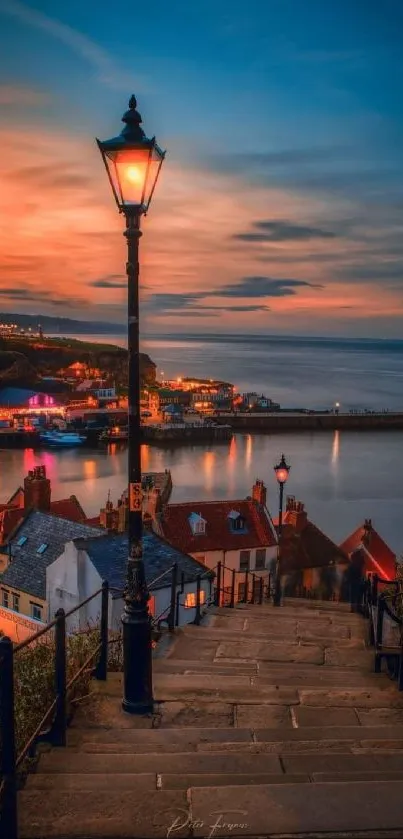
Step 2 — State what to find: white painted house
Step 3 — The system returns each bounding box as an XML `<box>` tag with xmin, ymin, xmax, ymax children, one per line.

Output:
<box><xmin>46</xmin><ymin>530</ymin><xmax>212</xmax><ymax>632</ymax></box>
<box><xmin>154</xmin><ymin>480</ymin><xmax>278</xmax><ymax>604</ymax></box>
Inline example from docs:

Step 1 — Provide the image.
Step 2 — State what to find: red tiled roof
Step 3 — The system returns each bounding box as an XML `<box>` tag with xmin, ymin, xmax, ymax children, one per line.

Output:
<box><xmin>0</xmin><ymin>495</ymin><xmax>88</xmax><ymax>542</ymax></box>
<box><xmin>0</xmin><ymin>507</ymin><xmax>25</xmax><ymax>540</ymax></box>
<box><xmin>340</xmin><ymin>524</ymin><xmax>396</xmax><ymax>580</ymax></box>
<box><xmin>86</xmin><ymin>515</ymin><xmax>101</xmax><ymax>526</ymax></box>
<box><xmin>160</xmin><ymin>499</ymin><xmax>277</xmax><ymax>554</ymax></box>
<box><xmin>50</xmin><ymin>496</ymin><xmax>87</xmax><ymax>523</ymax></box>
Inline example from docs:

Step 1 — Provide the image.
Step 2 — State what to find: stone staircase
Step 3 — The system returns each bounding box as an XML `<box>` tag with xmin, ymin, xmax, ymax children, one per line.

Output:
<box><xmin>18</xmin><ymin>599</ymin><xmax>403</xmax><ymax>838</ymax></box>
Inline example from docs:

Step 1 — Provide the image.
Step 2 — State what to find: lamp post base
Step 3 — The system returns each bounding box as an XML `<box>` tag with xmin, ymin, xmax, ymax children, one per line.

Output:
<box><xmin>121</xmin><ymin>604</ymin><xmax>153</xmax><ymax>715</ymax></box>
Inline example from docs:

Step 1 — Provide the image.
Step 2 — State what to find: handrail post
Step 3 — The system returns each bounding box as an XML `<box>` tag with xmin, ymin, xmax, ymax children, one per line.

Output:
<box><xmin>95</xmin><ymin>580</ymin><xmax>109</xmax><ymax>680</ymax></box>
<box><xmin>267</xmin><ymin>572</ymin><xmax>271</xmax><ymax>600</ymax></box>
<box><xmin>168</xmin><ymin>563</ymin><xmax>178</xmax><ymax>632</ymax></box>
<box><xmin>244</xmin><ymin>569</ymin><xmax>248</xmax><ymax>603</ymax></box>
<box><xmin>259</xmin><ymin>576</ymin><xmax>264</xmax><ymax>605</ymax></box>
<box><xmin>51</xmin><ymin>608</ymin><xmax>67</xmax><ymax>746</ymax></box>
<box><xmin>230</xmin><ymin>569</ymin><xmax>236</xmax><ymax>608</ymax></box>
<box><xmin>372</xmin><ymin>573</ymin><xmax>378</xmax><ymax>605</ymax></box>
<box><xmin>0</xmin><ymin>637</ymin><xmax>18</xmax><ymax>839</ymax></box>
<box><xmin>195</xmin><ymin>576</ymin><xmax>201</xmax><ymax>626</ymax></box>
<box><xmin>215</xmin><ymin>561</ymin><xmax>222</xmax><ymax>607</ymax></box>
<box><xmin>250</xmin><ymin>573</ymin><xmax>256</xmax><ymax>604</ymax></box>
<box><xmin>375</xmin><ymin>595</ymin><xmax>385</xmax><ymax>673</ymax></box>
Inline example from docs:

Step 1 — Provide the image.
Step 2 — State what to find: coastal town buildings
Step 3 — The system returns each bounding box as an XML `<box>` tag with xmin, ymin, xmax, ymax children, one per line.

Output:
<box><xmin>153</xmin><ymin>479</ymin><xmax>278</xmax><ymax>603</ymax></box>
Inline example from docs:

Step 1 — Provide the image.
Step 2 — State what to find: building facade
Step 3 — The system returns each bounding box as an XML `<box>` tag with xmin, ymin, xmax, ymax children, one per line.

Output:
<box><xmin>154</xmin><ymin>480</ymin><xmax>278</xmax><ymax>604</ymax></box>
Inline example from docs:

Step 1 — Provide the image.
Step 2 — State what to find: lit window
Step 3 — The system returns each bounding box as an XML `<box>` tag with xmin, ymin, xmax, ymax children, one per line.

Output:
<box><xmin>12</xmin><ymin>593</ymin><xmax>19</xmax><ymax>613</ymax></box>
<box><xmin>31</xmin><ymin>603</ymin><xmax>43</xmax><ymax>621</ymax></box>
<box><xmin>255</xmin><ymin>549</ymin><xmax>266</xmax><ymax>570</ymax></box>
<box><xmin>16</xmin><ymin>536</ymin><xmax>27</xmax><ymax>547</ymax></box>
<box><xmin>37</xmin><ymin>543</ymin><xmax>48</xmax><ymax>555</ymax></box>
<box><xmin>2</xmin><ymin>590</ymin><xmax>9</xmax><ymax>608</ymax></box>
<box><xmin>239</xmin><ymin>550</ymin><xmax>250</xmax><ymax>572</ymax></box>
<box><xmin>184</xmin><ymin>590</ymin><xmax>206</xmax><ymax>608</ymax></box>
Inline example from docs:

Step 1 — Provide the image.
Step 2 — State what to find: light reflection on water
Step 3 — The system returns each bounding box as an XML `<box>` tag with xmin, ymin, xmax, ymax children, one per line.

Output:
<box><xmin>1</xmin><ymin>430</ymin><xmax>403</xmax><ymax>554</ymax></box>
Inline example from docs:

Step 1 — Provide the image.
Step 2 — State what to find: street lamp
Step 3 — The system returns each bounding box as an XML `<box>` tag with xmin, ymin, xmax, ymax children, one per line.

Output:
<box><xmin>97</xmin><ymin>96</ymin><xmax>165</xmax><ymax>713</ymax></box>
<box><xmin>273</xmin><ymin>453</ymin><xmax>291</xmax><ymax>607</ymax></box>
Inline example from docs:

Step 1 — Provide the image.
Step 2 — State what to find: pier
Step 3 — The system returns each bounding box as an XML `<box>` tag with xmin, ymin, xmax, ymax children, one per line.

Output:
<box><xmin>214</xmin><ymin>410</ymin><xmax>403</xmax><ymax>433</ymax></box>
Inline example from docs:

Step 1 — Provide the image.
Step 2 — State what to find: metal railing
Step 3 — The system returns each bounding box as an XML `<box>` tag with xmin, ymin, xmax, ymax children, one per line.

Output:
<box><xmin>357</xmin><ymin>572</ymin><xmax>403</xmax><ymax>689</ymax></box>
<box><xmin>0</xmin><ymin>581</ymin><xmax>109</xmax><ymax>839</ymax></box>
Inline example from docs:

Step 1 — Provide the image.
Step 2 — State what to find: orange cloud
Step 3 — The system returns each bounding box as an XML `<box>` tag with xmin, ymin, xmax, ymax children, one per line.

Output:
<box><xmin>0</xmin><ymin>117</ymin><xmax>402</xmax><ymax>331</ymax></box>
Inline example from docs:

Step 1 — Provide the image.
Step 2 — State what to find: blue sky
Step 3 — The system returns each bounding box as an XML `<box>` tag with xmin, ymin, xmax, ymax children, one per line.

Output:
<box><xmin>0</xmin><ymin>0</ymin><xmax>403</xmax><ymax>336</ymax></box>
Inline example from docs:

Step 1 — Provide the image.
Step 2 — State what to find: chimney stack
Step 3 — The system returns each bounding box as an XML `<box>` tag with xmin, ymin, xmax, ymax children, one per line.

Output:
<box><xmin>286</xmin><ymin>497</ymin><xmax>308</xmax><ymax>533</ymax></box>
<box><xmin>24</xmin><ymin>465</ymin><xmax>51</xmax><ymax>512</ymax></box>
<box><xmin>252</xmin><ymin>479</ymin><xmax>267</xmax><ymax>508</ymax></box>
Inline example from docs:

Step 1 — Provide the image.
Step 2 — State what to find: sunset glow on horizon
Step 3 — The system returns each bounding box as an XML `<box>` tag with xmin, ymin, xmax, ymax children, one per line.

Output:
<box><xmin>1</xmin><ymin>0</ymin><xmax>403</xmax><ymax>338</ymax></box>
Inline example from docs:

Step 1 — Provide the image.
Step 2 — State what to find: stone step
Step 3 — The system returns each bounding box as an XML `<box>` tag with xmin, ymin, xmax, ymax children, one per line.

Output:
<box><xmin>26</xmin><ymin>771</ymin><xmax>310</xmax><ymax>791</ymax></box>
<box><xmin>189</xmin><ymin>779</ymin><xmax>403</xmax><ymax>836</ymax></box>
<box><xmin>18</xmin><ymin>789</ymin><xmax>189</xmax><ymax>838</ymax></box>
<box><xmin>183</xmin><ymin>624</ymin><xmax>364</xmax><ymax>646</ymax></box>
<box><xmin>281</xmin><ymin>752</ymin><xmax>403</xmax><ymax>773</ymax></box>
<box><xmin>98</xmin><ymin>674</ymin><xmax>299</xmax><ymax>704</ymax></box>
<box><xmin>36</xmin><ymin>751</ymin><xmax>282</xmax><ymax>775</ymax></box>
<box><xmin>72</xmin><ymin>723</ymin><xmax>403</xmax><ymax>746</ymax></box>
<box><xmin>153</xmin><ymin>659</ymin><xmax>258</xmax><ymax>675</ymax></box>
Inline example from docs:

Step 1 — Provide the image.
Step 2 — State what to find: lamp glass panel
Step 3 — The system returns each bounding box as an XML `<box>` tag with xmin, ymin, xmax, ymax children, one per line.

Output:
<box><xmin>143</xmin><ymin>145</ymin><xmax>164</xmax><ymax>208</ymax></box>
<box><xmin>105</xmin><ymin>148</ymin><xmax>151</xmax><ymax>208</ymax></box>
<box><xmin>275</xmin><ymin>467</ymin><xmax>289</xmax><ymax>483</ymax></box>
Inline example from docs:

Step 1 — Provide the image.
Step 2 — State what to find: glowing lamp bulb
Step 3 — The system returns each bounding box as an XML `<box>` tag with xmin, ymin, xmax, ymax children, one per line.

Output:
<box><xmin>125</xmin><ymin>165</ymin><xmax>143</xmax><ymax>184</ymax></box>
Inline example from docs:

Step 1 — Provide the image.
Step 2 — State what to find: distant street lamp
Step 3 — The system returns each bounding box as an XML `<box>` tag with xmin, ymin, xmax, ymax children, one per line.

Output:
<box><xmin>97</xmin><ymin>96</ymin><xmax>165</xmax><ymax>713</ymax></box>
<box><xmin>273</xmin><ymin>453</ymin><xmax>291</xmax><ymax>607</ymax></box>
<box><xmin>335</xmin><ymin>401</ymin><xmax>340</xmax><ymax>415</ymax></box>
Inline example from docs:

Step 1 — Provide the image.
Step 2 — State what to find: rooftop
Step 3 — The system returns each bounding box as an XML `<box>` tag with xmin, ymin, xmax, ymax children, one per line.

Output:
<box><xmin>76</xmin><ymin>531</ymin><xmax>212</xmax><ymax>594</ymax></box>
<box><xmin>340</xmin><ymin>519</ymin><xmax>396</xmax><ymax>580</ymax></box>
<box><xmin>0</xmin><ymin>511</ymin><xmax>104</xmax><ymax>599</ymax></box>
<box><xmin>160</xmin><ymin>498</ymin><xmax>277</xmax><ymax>553</ymax></box>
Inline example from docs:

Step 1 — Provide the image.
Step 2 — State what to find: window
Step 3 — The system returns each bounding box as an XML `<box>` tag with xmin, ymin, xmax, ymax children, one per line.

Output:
<box><xmin>12</xmin><ymin>593</ymin><xmax>20</xmax><ymax>613</ymax></box>
<box><xmin>255</xmin><ymin>548</ymin><xmax>266</xmax><ymax>570</ymax></box>
<box><xmin>16</xmin><ymin>536</ymin><xmax>27</xmax><ymax>547</ymax></box>
<box><xmin>184</xmin><ymin>590</ymin><xmax>206</xmax><ymax>608</ymax></box>
<box><xmin>228</xmin><ymin>511</ymin><xmax>245</xmax><ymax>532</ymax></box>
<box><xmin>2</xmin><ymin>590</ymin><xmax>9</xmax><ymax>608</ymax></box>
<box><xmin>37</xmin><ymin>543</ymin><xmax>48</xmax><ymax>555</ymax></box>
<box><xmin>31</xmin><ymin>603</ymin><xmax>43</xmax><ymax>621</ymax></box>
<box><xmin>239</xmin><ymin>550</ymin><xmax>250</xmax><ymax>572</ymax></box>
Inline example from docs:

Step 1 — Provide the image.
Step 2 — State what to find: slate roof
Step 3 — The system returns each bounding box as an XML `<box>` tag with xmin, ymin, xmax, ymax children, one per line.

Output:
<box><xmin>76</xmin><ymin>531</ymin><xmax>213</xmax><ymax>594</ymax></box>
<box><xmin>160</xmin><ymin>499</ymin><xmax>277</xmax><ymax>554</ymax></box>
<box><xmin>0</xmin><ymin>496</ymin><xmax>88</xmax><ymax>544</ymax></box>
<box><xmin>0</xmin><ymin>511</ymin><xmax>104</xmax><ymax>599</ymax></box>
<box><xmin>340</xmin><ymin>522</ymin><xmax>396</xmax><ymax>580</ymax></box>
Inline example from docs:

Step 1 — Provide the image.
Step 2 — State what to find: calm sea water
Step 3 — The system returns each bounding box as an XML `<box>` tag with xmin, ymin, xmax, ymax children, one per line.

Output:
<box><xmin>1</xmin><ymin>334</ymin><xmax>402</xmax><ymax>554</ymax></box>
<box><xmin>82</xmin><ymin>332</ymin><xmax>403</xmax><ymax>411</ymax></box>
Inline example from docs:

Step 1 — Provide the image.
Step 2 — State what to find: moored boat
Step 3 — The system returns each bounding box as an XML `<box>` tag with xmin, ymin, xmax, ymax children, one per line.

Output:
<box><xmin>39</xmin><ymin>430</ymin><xmax>86</xmax><ymax>447</ymax></box>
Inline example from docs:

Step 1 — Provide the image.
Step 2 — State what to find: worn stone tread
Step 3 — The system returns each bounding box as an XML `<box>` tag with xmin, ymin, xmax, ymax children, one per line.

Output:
<box><xmin>189</xmin><ymin>780</ymin><xmax>403</xmax><ymax>835</ymax></box>
<box><xmin>37</xmin><ymin>751</ymin><xmax>282</xmax><ymax>775</ymax></box>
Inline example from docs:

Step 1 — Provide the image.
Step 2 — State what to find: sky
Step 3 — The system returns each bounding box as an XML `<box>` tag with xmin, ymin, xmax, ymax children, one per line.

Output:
<box><xmin>0</xmin><ymin>0</ymin><xmax>403</xmax><ymax>338</ymax></box>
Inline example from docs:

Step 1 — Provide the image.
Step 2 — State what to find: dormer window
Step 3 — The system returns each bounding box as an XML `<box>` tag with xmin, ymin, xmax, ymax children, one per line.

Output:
<box><xmin>189</xmin><ymin>512</ymin><xmax>206</xmax><ymax>536</ymax></box>
<box><xmin>228</xmin><ymin>510</ymin><xmax>245</xmax><ymax>531</ymax></box>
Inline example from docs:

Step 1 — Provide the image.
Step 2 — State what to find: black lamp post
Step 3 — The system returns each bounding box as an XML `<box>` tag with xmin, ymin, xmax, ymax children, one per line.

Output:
<box><xmin>273</xmin><ymin>453</ymin><xmax>291</xmax><ymax>607</ymax></box>
<box><xmin>97</xmin><ymin>96</ymin><xmax>165</xmax><ymax>713</ymax></box>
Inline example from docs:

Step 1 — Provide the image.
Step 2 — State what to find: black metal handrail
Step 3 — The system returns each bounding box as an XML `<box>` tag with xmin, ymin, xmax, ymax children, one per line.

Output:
<box><xmin>0</xmin><ymin>581</ymin><xmax>109</xmax><ymax>839</ymax></box>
